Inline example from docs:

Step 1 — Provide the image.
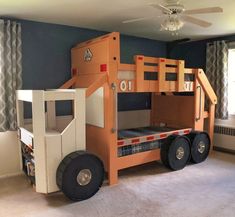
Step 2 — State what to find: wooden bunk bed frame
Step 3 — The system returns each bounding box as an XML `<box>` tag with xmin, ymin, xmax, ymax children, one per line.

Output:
<box><xmin>61</xmin><ymin>32</ymin><xmax>217</xmax><ymax>186</ymax></box>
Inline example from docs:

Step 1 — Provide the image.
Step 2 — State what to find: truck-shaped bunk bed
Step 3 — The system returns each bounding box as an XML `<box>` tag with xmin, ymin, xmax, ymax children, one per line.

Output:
<box><xmin>17</xmin><ymin>32</ymin><xmax>217</xmax><ymax>201</ymax></box>
<box><xmin>62</xmin><ymin>32</ymin><xmax>217</xmax><ymax>185</ymax></box>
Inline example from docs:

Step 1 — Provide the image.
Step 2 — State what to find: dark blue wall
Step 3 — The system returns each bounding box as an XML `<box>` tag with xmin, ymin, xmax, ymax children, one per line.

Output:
<box><xmin>21</xmin><ymin>20</ymin><xmax>166</xmax><ymax>90</ymax></box>
<box><xmin>168</xmin><ymin>34</ymin><xmax>235</xmax><ymax>70</ymax></box>
<box><xmin>21</xmin><ymin>20</ymin><xmax>106</xmax><ymax>89</ymax></box>
<box><xmin>168</xmin><ymin>40</ymin><xmax>206</xmax><ymax>70</ymax></box>
<box><xmin>19</xmin><ymin>20</ymin><xmax>167</xmax><ymax>115</ymax></box>
<box><xmin>120</xmin><ymin>34</ymin><xmax>166</xmax><ymax>64</ymax></box>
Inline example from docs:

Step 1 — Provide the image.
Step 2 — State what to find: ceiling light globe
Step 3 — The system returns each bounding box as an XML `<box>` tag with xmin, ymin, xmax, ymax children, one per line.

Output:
<box><xmin>162</xmin><ymin>16</ymin><xmax>184</xmax><ymax>32</ymax></box>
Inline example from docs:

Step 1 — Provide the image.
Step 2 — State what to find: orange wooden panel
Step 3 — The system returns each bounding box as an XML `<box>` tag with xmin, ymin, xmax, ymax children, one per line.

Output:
<box><xmin>158</xmin><ymin>58</ymin><xmax>166</xmax><ymax>92</ymax></box>
<box><xmin>165</xmin><ymin>67</ymin><xmax>177</xmax><ymax>73</ymax></box>
<box><xmin>72</xmin><ymin>41</ymin><xmax>109</xmax><ymax>75</ymax></box>
<box><xmin>152</xmin><ymin>95</ymin><xmax>195</xmax><ymax>128</ymax></box>
<box><xmin>75</xmin><ymin>74</ymin><xmax>105</xmax><ymax>88</ymax></box>
<box><xmin>118</xmin><ymin>63</ymin><xmax>135</xmax><ymax>71</ymax></box>
<box><xmin>71</xmin><ymin>32</ymin><xmax>120</xmax><ymax>77</ymax></box>
<box><xmin>165</xmin><ymin>92</ymin><xmax>173</xmax><ymax>96</ymax></box>
<box><xmin>162</xmin><ymin>81</ymin><xmax>170</xmax><ymax>92</ymax></box>
<box><xmin>162</xmin><ymin>81</ymin><xmax>177</xmax><ymax>92</ymax></box>
<box><xmin>86</xmin><ymin>124</ymin><xmax>109</xmax><ymax>171</ymax></box>
<box><xmin>59</xmin><ymin>76</ymin><xmax>77</xmax><ymax>89</ymax></box>
<box><xmin>185</xmin><ymin>68</ymin><xmax>194</xmax><ymax>74</ymax></box>
<box><xmin>71</xmin><ymin>33</ymin><xmax>120</xmax><ymax>186</ymax></box>
<box><xmin>86</xmin><ymin>74</ymin><xmax>108</xmax><ymax>97</ymax></box>
<box><xmin>117</xmin><ymin>149</ymin><xmax>161</xmax><ymax>170</ymax></box>
<box><xmin>135</xmin><ymin>55</ymin><xmax>145</xmax><ymax>92</ymax></box>
<box><xmin>74</xmin><ymin>32</ymin><xmax>119</xmax><ymax>49</ymax></box>
<box><xmin>165</xmin><ymin>59</ymin><xmax>177</xmax><ymax>65</ymax></box>
<box><xmin>84</xmin><ymin>84</ymin><xmax>112</xmax><ymax>172</ymax></box>
<box><xmin>144</xmin><ymin>56</ymin><xmax>159</xmax><ymax>64</ymax></box>
<box><xmin>149</xmin><ymin>80</ymin><xmax>158</xmax><ymax>92</ymax></box>
<box><xmin>196</xmin><ymin>69</ymin><xmax>217</xmax><ymax>104</ymax></box>
<box><xmin>108</xmin><ymin>32</ymin><xmax>120</xmax><ymax>64</ymax></box>
<box><xmin>203</xmin><ymin>111</ymin><xmax>209</xmax><ymax>118</ymax></box>
<box><xmin>194</xmin><ymin>78</ymin><xmax>205</xmax><ymax>132</ymax></box>
<box><xmin>177</xmin><ymin>60</ymin><xmax>185</xmax><ymax>92</ymax></box>
<box><xmin>150</xmin><ymin>93</ymin><xmax>155</xmax><ymax>126</ymax></box>
<box><xmin>144</xmin><ymin>65</ymin><xmax>158</xmax><ymax>72</ymax></box>
<box><xmin>107</xmin><ymin>62</ymin><xmax>119</xmax><ymax>185</ymax></box>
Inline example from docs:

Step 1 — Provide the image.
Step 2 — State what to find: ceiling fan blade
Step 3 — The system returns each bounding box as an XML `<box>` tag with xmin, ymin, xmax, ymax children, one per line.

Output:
<box><xmin>184</xmin><ymin>7</ymin><xmax>223</xmax><ymax>15</ymax></box>
<box><xmin>166</xmin><ymin>0</ymin><xmax>180</xmax><ymax>4</ymax></box>
<box><xmin>149</xmin><ymin>3</ymin><xmax>172</xmax><ymax>14</ymax></box>
<box><xmin>122</xmin><ymin>16</ymin><xmax>153</xmax><ymax>24</ymax></box>
<box><xmin>159</xmin><ymin>26</ymin><xmax>165</xmax><ymax>31</ymax></box>
<box><xmin>182</xmin><ymin>15</ymin><xmax>212</xmax><ymax>27</ymax></box>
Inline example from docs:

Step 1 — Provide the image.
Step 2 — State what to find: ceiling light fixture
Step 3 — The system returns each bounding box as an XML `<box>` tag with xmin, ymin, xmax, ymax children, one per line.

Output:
<box><xmin>161</xmin><ymin>15</ymin><xmax>184</xmax><ymax>35</ymax></box>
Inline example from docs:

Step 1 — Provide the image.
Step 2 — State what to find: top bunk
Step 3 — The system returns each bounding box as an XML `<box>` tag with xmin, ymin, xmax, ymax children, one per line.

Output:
<box><xmin>68</xmin><ymin>32</ymin><xmax>216</xmax><ymax>100</ymax></box>
<box><xmin>70</xmin><ymin>32</ymin><xmax>194</xmax><ymax>93</ymax></box>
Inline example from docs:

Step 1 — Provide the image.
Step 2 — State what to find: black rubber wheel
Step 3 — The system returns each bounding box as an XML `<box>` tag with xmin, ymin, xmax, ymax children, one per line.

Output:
<box><xmin>56</xmin><ymin>151</ymin><xmax>104</xmax><ymax>201</ymax></box>
<box><xmin>161</xmin><ymin>135</ymin><xmax>190</xmax><ymax>171</ymax></box>
<box><xmin>187</xmin><ymin>131</ymin><xmax>210</xmax><ymax>164</ymax></box>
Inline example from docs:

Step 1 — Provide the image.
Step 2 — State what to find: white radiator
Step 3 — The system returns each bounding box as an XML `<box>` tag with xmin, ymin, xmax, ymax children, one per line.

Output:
<box><xmin>214</xmin><ymin>125</ymin><xmax>235</xmax><ymax>151</ymax></box>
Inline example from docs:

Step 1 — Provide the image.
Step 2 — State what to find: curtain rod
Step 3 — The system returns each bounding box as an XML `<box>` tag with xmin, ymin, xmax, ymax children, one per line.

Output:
<box><xmin>207</xmin><ymin>40</ymin><xmax>235</xmax><ymax>46</ymax></box>
<box><xmin>226</xmin><ymin>40</ymin><xmax>235</xmax><ymax>43</ymax></box>
<box><xmin>0</xmin><ymin>19</ymin><xmax>20</xmax><ymax>24</ymax></box>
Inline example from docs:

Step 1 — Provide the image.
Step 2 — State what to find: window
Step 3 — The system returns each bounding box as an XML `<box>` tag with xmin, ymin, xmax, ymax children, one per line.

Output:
<box><xmin>228</xmin><ymin>48</ymin><xmax>235</xmax><ymax>115</ymax></box>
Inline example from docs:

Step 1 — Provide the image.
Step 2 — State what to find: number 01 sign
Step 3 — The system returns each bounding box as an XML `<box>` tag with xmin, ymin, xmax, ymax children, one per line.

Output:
<box><xmin>119</xmin><ymin>80</ymin><xmax>132</xmax><ymax>92</ymax></box>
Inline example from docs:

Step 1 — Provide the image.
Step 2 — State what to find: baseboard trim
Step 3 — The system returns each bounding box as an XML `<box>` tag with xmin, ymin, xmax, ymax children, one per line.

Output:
<box><xmin>0</xmin><ymin>171</ymin><xmax>23</xmax><ymax>179</ymax></box>
<box><xmin>214</xmin><ymin>146</ymin><xmax>235</xmax><ymax>155</ymax></box>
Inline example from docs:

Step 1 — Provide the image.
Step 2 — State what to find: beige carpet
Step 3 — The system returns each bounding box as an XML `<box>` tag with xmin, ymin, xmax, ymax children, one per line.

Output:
<box><xmin>0</xmin><ymin>151</ymin><xmax>235</xmax><ymax>217</ymax></box>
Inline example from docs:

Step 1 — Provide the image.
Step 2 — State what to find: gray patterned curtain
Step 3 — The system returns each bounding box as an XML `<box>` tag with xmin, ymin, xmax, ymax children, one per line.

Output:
<box><xmin>0</xmin><ymin>20</ymin><xmax>22</xmax><ymax>132</ymax></box>
<box><xmin>206</xmin><ymin>40</ymin><xmax>228</xmax><ymax>119</ymax></box>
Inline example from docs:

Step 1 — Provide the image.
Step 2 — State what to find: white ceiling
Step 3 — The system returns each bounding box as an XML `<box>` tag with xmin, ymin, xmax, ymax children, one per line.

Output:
<box><xmin>0</xmin><ymin>0</ymin><xmax>235</xmax><ymax>41</ymax></box>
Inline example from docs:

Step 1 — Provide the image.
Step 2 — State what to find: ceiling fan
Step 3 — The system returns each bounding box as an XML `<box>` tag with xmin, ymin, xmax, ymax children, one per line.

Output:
<box><xmin>122</xmin><ymin>0</ymin><xmax>223</xmax><ymax>34</ymax></box>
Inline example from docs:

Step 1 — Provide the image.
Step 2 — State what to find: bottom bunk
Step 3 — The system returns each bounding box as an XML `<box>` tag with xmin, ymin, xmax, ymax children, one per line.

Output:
<box><xmin>117</xmin><ymin>126</ymin><xmax>192</xmax><ymax>157</ymax></box>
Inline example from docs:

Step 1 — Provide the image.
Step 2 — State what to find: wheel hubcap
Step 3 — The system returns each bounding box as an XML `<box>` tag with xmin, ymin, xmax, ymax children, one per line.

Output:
<box><xmin>176</xmin><ymin>146</ymin><xmax>185</xmax><ymax>160</ymax></box>
<box><xmin>198</xmin><ymin>141</ymin><xmax>206</xmax><ymax>154</ymax></box>
<box><xmin>77</xmin><ymin>169</ymin><xmax>92</xmax><ymax>186</ymax></box>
